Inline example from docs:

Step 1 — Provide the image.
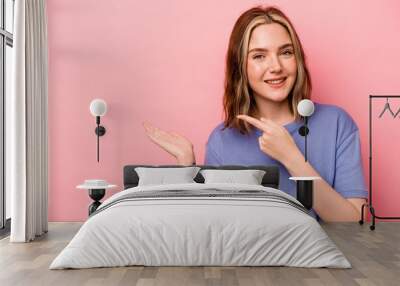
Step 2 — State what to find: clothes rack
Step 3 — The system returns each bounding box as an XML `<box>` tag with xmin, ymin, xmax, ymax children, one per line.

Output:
<box><xmin>359</xmin><ymin>95</ymin><xmax>400</xmax><ymax>230</ymax></box>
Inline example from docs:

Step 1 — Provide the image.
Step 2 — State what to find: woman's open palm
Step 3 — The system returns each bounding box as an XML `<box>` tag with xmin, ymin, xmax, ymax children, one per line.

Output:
<box><xmin>143</xmin><ymin>122</ymin><xmax>195</xmax><ymax>164</ymax></box>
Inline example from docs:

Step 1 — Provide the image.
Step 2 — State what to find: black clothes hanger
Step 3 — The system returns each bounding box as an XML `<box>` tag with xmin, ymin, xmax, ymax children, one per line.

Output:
<box><xmin>394</xmin><ymin>105</ymin><xmax>400</xmax><ymax>118</ymax></box>
<box><xmin>378</xmin><ymin>97</ymin><xmax>396</xmax><ymax>118</ymax></box>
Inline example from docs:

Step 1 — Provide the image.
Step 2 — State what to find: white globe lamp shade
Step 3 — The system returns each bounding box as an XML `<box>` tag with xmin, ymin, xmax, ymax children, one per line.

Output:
<box><xmin>297</xmin><ymin>99</ymin><xmax>314</xmax><ymax>117</ymax></box>
<box><xmin>90</xmin><ymin>99</ymin><xmax>107</xmax><ymax>117</ymax></box>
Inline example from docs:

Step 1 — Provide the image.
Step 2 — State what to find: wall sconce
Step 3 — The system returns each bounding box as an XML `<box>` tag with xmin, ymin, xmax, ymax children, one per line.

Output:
<box><xmin>297</xmin><ymin>99</ymin><xmax>314</xmax><ymax>162</ymax></box>
<box><xmin>89</xmin><ymin>99</ymin><xmax>107</xmax><ymax>162</ymax></box>
<box><xmin>291</xmin><ymin>99</ymin><xmax>319</xmax><ymax>210</ymax></box>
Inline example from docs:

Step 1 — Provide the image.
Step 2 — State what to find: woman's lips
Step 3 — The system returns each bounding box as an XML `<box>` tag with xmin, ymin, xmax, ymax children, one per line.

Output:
<box><xmin>264</xmin><ymin>77</ymin><xmax>287</xmax><ymax>89</ymax></box>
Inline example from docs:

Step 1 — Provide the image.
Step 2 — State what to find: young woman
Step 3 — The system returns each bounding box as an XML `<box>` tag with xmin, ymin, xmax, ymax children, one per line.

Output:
<box><xmin>143</xmin><ymin>6</ymin><xmax>367</xmax><ymax>222</ymax></box>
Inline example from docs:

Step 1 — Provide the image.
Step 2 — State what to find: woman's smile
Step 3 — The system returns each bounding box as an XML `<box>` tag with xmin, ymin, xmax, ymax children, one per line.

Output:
<box><xmin>264</xmin><ymin>77</ymin><xmax>287</xmax><ymax>89</ymax></box>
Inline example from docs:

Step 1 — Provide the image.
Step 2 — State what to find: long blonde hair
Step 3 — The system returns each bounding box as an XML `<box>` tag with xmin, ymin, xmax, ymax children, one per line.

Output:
<box><xmin>223</xmin><ymin>6</ymin><xmax>312</xmax><ymax>134</ymax></box>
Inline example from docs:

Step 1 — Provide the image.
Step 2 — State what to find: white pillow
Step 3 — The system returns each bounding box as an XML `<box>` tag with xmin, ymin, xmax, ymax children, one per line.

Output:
<box><xmin>135</xmin><ymin>167</ymin><xmax>201</xmax><ymax>186</ymax></box>
<box><xmin>200</xmin><ymin>169</ymin><xmax>266</xmax><ymax>185</ymax></box>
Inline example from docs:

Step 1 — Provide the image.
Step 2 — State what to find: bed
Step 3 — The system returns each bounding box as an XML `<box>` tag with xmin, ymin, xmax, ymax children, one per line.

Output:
<box><xmin>49</xmin><ymin>165</ymin><xmax>351</xmax><ymax>269</ymax></box>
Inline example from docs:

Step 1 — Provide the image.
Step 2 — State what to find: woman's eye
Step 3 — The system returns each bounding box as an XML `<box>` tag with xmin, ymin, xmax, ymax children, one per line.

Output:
<box><xmin>253</xmin><ymin>54</ymin><xmax>265</xmax><ymax>60</ymax></box>
<box><xmin>282</xmin><ymin>50</ymin><xmax>293</xmax><ymax>56</ymax></box>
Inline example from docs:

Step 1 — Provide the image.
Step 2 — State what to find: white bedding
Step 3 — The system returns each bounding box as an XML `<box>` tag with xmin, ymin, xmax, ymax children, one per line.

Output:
<box><xmin>50</xmin><ymin>183</ymin><xmax>351</xmax><ymax>269</ymax></box>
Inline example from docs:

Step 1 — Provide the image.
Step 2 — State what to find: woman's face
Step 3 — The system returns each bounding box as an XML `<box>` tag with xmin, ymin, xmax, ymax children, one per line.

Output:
<box><xmin>247</xmin><ymin>23</ymin><xmax>297</xmax><ymax>103</ymax></box>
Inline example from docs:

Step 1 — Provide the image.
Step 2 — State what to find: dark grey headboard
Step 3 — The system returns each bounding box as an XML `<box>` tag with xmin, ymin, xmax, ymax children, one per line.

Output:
<box><xmin>123</xmin><ymin>165</ymin><xmax>279</xmax><ymax>189</ymax></box>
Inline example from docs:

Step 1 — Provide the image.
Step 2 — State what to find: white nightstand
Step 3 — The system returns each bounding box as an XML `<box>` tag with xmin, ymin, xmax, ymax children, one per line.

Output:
<box><xmin>77</xmin><ymin>180</ymin><xmax>117</xmax><ymax>216</ymax></box>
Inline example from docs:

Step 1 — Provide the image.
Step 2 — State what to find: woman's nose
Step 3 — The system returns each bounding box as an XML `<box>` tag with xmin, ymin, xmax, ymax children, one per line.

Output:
<box><xmin>267</xmin><ymin>55</ymin><xmax>282</xmax><ymax>73</ymax></box>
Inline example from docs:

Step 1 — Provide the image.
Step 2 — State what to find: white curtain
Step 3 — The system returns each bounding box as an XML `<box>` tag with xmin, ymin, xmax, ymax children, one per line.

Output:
<box><xmin>8</xmin><ymin>0</ymin><xmax>48</xmax><ymax>242</ymax></box>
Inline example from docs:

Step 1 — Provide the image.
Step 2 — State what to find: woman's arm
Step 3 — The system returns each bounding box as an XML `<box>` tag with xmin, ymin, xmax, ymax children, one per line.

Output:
<box><xmin>283</xmin><ymin>152</ymin><xmax>366</xmax><ymax>222</ymax></box>
<box><xmin>237</xmin><ymin>115</ymin><xmax>366</xmax><ymax>222</ymax></box>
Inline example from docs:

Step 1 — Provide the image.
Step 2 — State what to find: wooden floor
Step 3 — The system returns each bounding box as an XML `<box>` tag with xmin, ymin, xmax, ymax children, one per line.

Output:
<box><xmin>0</xmin><ymin>222</ymin><xmax>399</xmax><ymax>286</ymax></box>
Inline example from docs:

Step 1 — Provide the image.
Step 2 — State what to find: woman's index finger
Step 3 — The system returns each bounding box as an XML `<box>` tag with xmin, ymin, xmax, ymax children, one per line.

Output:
<box><xmin>237</xmin><ymin>115</ymin><xmax>268</xmax><ymax>132</ymax></box>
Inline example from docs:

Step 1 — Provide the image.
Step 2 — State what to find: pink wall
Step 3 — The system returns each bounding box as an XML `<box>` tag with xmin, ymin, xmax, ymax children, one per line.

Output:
<box><xmin>46</xmin><ymin>0</ymin><xmax>400</xmax><ymax>221</ymax></box>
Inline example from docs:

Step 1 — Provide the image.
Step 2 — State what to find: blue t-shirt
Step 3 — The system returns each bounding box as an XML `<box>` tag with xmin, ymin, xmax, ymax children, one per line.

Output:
<box><xmin>205</xmin><ymin>103</ymin><xmax>368</xmax><ymax>218</ymax></box>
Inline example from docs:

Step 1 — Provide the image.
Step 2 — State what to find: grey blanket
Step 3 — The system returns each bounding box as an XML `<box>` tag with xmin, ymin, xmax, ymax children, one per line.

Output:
<box><xmin>50</xmin><ymin>183</ymin><xmax>351</xmax><ymax>269</ymax></box>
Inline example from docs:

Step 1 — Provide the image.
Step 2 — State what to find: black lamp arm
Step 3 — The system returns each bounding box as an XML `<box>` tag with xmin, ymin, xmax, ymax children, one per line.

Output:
<box><xmin>94</xmin><ymin>116</ymin><xmax>106</xmax><ymax>162</ymax></box>
<box><xmin>304</xmin><ymin>116</ymin><xmax>308</xmax><ymax>162</ymax></box>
